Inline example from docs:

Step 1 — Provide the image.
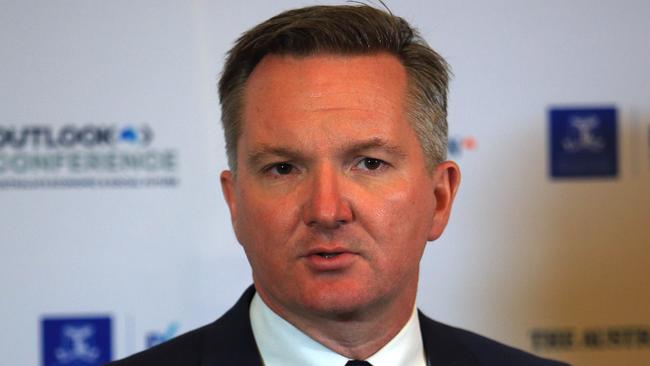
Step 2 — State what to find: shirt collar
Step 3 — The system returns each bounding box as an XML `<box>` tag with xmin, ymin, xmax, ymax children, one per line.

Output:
<box><xmin>250</xmin><ymin>293</ymin><xmax>426</xmax><ymax>366</ymax></box>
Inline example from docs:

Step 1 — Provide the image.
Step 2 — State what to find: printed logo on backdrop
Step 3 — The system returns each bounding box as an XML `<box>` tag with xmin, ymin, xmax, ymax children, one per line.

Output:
<box><xmin>448</xmin><ymin>135</ymin><xmax>477</xmax><ymax>158</ymax></box>
<box><xmin>0</xmin><ymin>124</ymin><xmax>179</xmax><ymax>189</ymax></box>
<box><xmin>42</xmin><ymin>316</ymin><xmax>112</xmax><ymax>366</ymax></box>
<box><xmin>530</xmin><ymin>325</ymin><xmax>650</xmax><ymax>352</ymax></box>
<box><xmin>145</xmin><ymin>322</ymin><xmax>179</xmax><ymax>348</ymax></box>
<box><xmin>549</xmin><ymin>107</ymin><xmax>618</xmax><ymax>178</ymax></box>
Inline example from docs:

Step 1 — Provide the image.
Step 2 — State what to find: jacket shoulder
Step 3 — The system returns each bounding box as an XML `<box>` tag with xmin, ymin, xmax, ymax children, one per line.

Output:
<box><xmin>449</xmin><ymin>326</ymin><xmax>569</xmax><ymax>366</ymax></box>
<box><xmin>419</xmin><ymin>312</ymin><xmax>570</xmax><ymax>366</ymax></box>
<box><xmin>104</xmin><ymin>286</ymin><xmax>261</xmax><ymax>366</ymax></box>
<box><xmin>104</xmin><ymin>324</ymin><xmax>208</xmax><ymax>366</ymax></box>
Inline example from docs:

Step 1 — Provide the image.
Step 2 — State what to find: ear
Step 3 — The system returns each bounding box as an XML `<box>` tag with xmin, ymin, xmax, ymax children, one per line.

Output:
<box><xmin>220</xmin><ymin>170</ymin><xmax>238</xmax><ymax>228</ymax></box>
<box><xmin>427</xmin><ymin>161</ymin><xmax>461</xmax><ymax>241</ymax></box>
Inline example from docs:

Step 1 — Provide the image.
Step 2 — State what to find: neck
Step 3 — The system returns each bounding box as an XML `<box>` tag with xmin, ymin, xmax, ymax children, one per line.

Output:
<box><xmin>256</xmin><ymin>281</ymin><xmax>418</xmax><ymax>360</ymax></box>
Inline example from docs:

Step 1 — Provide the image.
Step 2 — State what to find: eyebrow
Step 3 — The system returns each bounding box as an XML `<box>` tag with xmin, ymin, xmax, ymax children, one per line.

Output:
<box><xmin>340</xmin><ymin>137</ymin><xmax>407</xmax><ymax>159</ymax></box>
<box><xmin>246</xmin><ymin>137</ymin><xmax>407</xmax><ymax>168</ymax></box>
<box><xmin>246</xmin><ymin>145</ymin><xmax>303</xmax><ymax>169</ymax></box>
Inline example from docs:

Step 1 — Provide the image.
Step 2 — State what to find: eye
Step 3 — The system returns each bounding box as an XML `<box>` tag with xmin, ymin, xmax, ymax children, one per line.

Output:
<box><xmin>355</xmin><ymin>157</ymin><xmax>386</xmax><ymax>171</ymax></box>
<box><xmin>267</xmin><ymin>162</ymin><xmax>295</xmax><ymax>175</ymax></box>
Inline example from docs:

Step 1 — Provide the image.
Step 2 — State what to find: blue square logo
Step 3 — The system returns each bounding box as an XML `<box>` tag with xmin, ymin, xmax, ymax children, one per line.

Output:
<box><xmin>549</xmin><ymin>107</ymin><xmax>618</xmax><ymax>178</ymax></box>
<box><xmin>42</xmin><ymin>316</ymin><xmax>112</xmax><ymax>366</ymax></box>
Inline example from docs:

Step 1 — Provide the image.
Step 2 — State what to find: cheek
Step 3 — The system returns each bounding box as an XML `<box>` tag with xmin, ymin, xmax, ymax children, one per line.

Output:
<box><xmin>373</xmin><ymin>185</ymin><xmax>435</xmax><ymax>238</ymax></box>
<box><xmin>235</xmin><ymin>197</ymin><xmax>285</xmax><ymax>276</ymax></box>
<box><xmin>234</xmin><ymin>188</ymin><xmax>299</xmax><ymax>252</ymax></box>
<box><xmin>362</xmin><ymin>182</ymin><xmax>434</xmax><ymax>271</ymax></box>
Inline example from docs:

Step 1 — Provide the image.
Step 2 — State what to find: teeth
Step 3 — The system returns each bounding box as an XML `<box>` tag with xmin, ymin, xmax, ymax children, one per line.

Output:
<box><xmin>320</xmin><ymin>253</ymin><xmax>338</xmax><ymax>259</ymax></box>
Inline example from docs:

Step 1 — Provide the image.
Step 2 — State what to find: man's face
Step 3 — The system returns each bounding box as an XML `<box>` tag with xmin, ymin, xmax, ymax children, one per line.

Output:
<box><xmin>221</xmin><ymin>53</ymin><xmax>459</xmax><ymax>321</ymax></box>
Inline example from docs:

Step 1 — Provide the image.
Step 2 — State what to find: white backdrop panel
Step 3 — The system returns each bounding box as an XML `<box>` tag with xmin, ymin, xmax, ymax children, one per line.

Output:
<box><xmin>1</xmin><ymin>1</ymin><xmax>648</xmax><ymax>366</ymax></box>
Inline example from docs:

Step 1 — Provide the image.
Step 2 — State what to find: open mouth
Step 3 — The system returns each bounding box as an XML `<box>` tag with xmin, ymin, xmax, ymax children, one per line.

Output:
<box><xmin>304</xmin><ymin>250</ymin><xmax>355</xmax><ymax>270</ymax></box>
<box><xmin>317</xmin><ymin>252</ymin><xmax>341</xmax><ymax>259</ymax></box>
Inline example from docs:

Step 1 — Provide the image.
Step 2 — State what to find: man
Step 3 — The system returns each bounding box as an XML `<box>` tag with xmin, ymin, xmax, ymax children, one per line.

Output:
<box><xmin>107</xmin><ymin>4</ymin><xmax>568</xmax><ymax>366</ymax></box>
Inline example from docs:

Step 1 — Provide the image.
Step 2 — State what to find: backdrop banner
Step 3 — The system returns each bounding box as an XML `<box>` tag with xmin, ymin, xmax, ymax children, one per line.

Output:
<box><xmin>1</xmin><ymin>2</ymin><xmax>648</xmax><ymax>366</ymax></box>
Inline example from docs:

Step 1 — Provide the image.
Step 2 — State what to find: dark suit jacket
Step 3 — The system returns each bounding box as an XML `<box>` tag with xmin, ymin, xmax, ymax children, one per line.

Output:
<box><xmin>106</xmin><ymin>286</ymin><xmax>569</xmax><ymax>366</ymax></box>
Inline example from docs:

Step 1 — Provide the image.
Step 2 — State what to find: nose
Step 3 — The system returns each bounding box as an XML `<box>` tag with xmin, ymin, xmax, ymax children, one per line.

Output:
<box><xmin>301</xmin><ymin>165</ymin><xmax>353</xmax><ymax>229</ymax></box>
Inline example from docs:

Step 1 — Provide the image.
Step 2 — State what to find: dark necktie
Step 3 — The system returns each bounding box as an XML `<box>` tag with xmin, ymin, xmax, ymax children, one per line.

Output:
<box><xmin>345</xmin><ymin>361</ymin><xmax>372</xmax><ymax>366</ymax></box>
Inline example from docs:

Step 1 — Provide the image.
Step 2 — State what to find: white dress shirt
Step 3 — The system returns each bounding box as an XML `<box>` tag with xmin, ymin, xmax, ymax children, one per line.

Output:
<box><xmin>250</xmin><ymin>293</ymin><xmax>427</xmax><ymax>366</ymax></box>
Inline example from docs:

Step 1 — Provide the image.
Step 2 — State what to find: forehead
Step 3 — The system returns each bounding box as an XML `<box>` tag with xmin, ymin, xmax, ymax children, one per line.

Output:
<box><xmin>241</xmin><ymin>53</ymin><xmax>409</xmax><ymax>139</ymax></box>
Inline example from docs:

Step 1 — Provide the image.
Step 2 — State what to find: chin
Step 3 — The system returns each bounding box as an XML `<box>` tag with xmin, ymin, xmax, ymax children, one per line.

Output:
<box><xmin>296</xmin><ymin>282</ymin><xmax>382</xmax><ymax>317</ymax></box>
